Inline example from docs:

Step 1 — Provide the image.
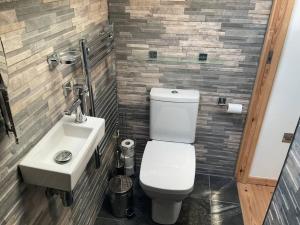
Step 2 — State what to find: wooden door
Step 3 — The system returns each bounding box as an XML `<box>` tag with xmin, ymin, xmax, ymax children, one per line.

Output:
<box><xmin>235</xmin><ymin>0</ymin><xmax>295</xmax><ymax>185</ymax></box>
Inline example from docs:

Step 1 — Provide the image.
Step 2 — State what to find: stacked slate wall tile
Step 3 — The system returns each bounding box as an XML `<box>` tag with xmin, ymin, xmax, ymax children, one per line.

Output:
<box><xmin>109</xmin><ymin>0</ymin><xmax>273</xmax><ymax>176</ymax></box>
<box><xmin>0</xmin><ymin>0</ymin><xmax>118</xmax><ymax>224</ymax></box>
<box><xmin>264</xmin><ymin>121</ymin><xmax>300</xmax><ymax>225</ymax></box>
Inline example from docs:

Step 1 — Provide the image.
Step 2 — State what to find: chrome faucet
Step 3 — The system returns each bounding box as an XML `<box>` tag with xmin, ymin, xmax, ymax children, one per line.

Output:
<box><xmin>65</xmin><ymin>99</ymin><xmax>87</xmax><ymax>123</ymax></box>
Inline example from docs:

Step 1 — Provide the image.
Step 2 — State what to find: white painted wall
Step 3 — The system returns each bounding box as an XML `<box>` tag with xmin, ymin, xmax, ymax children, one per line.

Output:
<box><xmin>249</xmin><ymin>0</ymin><xmax>300</xmax><ymax>180</ymax></box>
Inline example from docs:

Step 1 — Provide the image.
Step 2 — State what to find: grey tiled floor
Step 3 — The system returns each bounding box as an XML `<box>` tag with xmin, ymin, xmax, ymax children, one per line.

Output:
<box><xmin>95</xmin><ymin>174</ymin><xmax>244</xmax><ymax>225</ymax></box>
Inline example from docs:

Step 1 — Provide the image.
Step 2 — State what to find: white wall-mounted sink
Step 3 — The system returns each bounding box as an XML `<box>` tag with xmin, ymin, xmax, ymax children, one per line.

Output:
<box><xmin>19</xmin><ymin>115</ymin><xmax>105</xmax><ymax>191</ymax></box>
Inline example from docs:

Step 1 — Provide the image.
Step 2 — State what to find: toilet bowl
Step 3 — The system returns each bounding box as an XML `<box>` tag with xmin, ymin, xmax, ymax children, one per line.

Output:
<box><xmin>140</xmin><ymin>88</ymin><xmax>199</xmax><ymax>224</ymax></box>
<box><xmin>140</xmin><ymin>140</ymin><xmax>196</xmax><ymax>224</ymax></box>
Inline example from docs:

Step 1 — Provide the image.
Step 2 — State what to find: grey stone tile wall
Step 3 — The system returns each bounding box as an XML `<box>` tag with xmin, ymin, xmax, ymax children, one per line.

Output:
<box><xmin>264</xmin><ymin>120</ymin><xmax>300</xmax><ymax>225</ymax></box>
<box><xmin>109</xmin><ymin>0</ymin><xmax>273</xmax><ymax>177</ymax></box>
<box><xmin>0</xmin><ymin>0</ymin><xmax>118</xmax><ymax>224</ymax></box>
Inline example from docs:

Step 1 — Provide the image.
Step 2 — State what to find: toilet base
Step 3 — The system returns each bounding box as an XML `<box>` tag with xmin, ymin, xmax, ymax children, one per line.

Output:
<box><xmin>152</xmin><ymin>199</ymin><xmax>182</xmax><ymax>224</ymax></box>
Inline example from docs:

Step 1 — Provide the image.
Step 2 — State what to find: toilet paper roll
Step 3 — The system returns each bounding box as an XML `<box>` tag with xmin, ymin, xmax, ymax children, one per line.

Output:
<box><xmin>227</xmin><ymin>103</ymin><xmax>243</xmax><ymax>114</ymax></box>
<box><xmin>121</xmin><ymin>139</ymin><xmax>135</xmax><ymax>156</ymax></box>
<box><xmin>121</xmin><ymin>139</ymin><xmax>135</xmax><ymax>149</ymax></box>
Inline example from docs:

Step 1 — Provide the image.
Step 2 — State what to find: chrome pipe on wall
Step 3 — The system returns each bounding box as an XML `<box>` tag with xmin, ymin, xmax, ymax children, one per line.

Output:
<box><xmin>78</xmin><ymin>25</ymin><xmax>115</xmax><ymax>169</ymax></box>
<box><xmin>79</xmin><ymin>38</ymin><xmax>101</xmax><ymax>168</ymax></box>
<box><xmin>80</xmin><ymin>39</ymin><xmax>96</xmax><ymax>117</ymax></box>
<box><xmin>0</xmin><ymin>74</ymin><xmax>18</xmax><ymax>143</ymax></box>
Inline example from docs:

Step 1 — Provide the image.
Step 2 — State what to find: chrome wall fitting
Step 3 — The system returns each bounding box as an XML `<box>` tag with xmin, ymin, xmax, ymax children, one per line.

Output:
<box><xmin>47</xmin><ymin>50</ymin><xmax>81</xmax><ymax>69</ymax></box>
<box><xmin>59</xmin><ymin>50</ymin><xmax>81</xmax><ymax>64</ymax></box>
<box><xmin>62</xmin><ymin>80</ymin><xmax>73</xmax><ymax>97</ymax></box>
<box><xmin>217</xmin><ymin>97</ymin><xmax>227</xmax><ymax>106</ymax></box>
<box><xmin>47</xmin><ymin>53</ymin><xmax>60</xmax><ymax>70</ymax></box>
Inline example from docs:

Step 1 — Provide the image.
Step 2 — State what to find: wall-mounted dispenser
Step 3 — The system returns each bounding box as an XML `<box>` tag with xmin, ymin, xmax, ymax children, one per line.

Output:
<box><xmin>217</xmin><ymin>97</ymin><xmax>243</xmax><ymax>114</ymax></box>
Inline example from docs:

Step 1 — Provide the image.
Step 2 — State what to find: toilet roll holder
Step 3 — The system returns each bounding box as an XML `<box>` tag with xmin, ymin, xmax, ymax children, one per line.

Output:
<box><xmin>217</xmin><ymin>97</ymin><xmax>227</xmax><ymax>106</ymax></box>
<box><xmin>217</xmin><ymin>97</ymin><xmax>243</xmax><ymax>114</ymax></box>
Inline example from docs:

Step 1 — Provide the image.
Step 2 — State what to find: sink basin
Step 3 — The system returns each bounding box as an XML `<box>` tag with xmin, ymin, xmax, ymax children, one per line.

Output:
<box><xmin>19</xmin><ymin>115</ymin><xmax>105</xmax><ymax>191</ymax></box>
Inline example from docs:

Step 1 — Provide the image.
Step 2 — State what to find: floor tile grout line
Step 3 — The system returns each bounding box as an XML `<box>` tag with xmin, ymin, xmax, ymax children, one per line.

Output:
<box><xmin>211</xmin><ymin>200</ymin><xmax>241</xmax><ymax>205</ymax></box>
<box><xmin>189</xmin><ymin>197</ymin><xmax>241</xmax><ymax>206</ymax></box>
<box><xmin>196</xmin><ymin>172</ymin><xmax>236</xmax><ymax>180</ymax></box>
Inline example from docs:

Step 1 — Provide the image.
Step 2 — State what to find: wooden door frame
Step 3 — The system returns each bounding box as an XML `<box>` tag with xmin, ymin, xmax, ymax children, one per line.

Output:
<box><xmin>235</xmin><ymin>0</ymin><xmax>295</xmax><ymax>185</ymax></box>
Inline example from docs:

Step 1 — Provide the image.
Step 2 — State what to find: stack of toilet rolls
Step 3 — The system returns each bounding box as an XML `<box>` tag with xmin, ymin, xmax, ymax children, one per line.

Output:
<box><xmin>120</xmin><ymin>139</ymin><xmax>135</xmax><ymax>176</ymax></box>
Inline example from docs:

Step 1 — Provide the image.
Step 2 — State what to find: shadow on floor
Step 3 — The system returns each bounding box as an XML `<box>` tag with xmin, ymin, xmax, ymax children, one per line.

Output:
<box><xmin>95</xmin><ymin>174</ymin><xmax>244</xmax><ymax>225</ymax></box>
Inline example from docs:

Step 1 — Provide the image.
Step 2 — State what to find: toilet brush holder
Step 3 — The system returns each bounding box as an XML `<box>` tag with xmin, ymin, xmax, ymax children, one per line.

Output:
<box><xmin>114</xmin><ymin>148</ymin><xmax>125</xmax><ymax>176</ymax></box>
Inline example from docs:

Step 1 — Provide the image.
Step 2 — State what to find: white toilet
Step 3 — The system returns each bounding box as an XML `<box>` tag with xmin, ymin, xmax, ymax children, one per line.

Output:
<box><xmin>140</xmin><ymin>88</ymin><xmax>200</xmax><ymax>224</ymax></box>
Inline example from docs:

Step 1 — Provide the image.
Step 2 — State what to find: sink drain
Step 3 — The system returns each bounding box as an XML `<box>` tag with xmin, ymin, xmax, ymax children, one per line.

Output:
<box><xmin>54</xmin><ymin>151</ymin><xmax>72</xmax><ymax>164</ymax></box>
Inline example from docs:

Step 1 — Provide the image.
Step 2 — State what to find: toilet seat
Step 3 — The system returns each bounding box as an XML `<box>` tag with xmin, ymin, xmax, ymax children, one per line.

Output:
<box><xmin>140</xmin><ymin>140</ymin><xmax>195</xmax><ymax>195</ymax></box>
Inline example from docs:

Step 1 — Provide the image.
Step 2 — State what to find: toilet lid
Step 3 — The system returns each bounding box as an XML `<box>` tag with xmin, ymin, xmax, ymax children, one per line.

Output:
<box><xmin>140</xmin><ymin>140</ymin><xmax>195</xmax><ymax>193</ymax></box>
